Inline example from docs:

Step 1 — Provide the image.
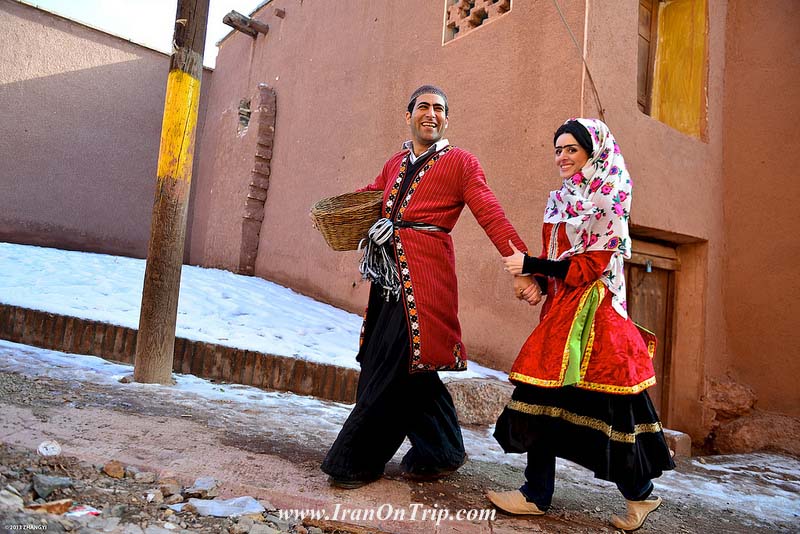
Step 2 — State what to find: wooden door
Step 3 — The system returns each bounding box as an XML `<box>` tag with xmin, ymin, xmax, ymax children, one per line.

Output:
<box><xmin>625</xmin><ymin>240</ymin><xmax>678</xmax><ymax>420</ymax></box>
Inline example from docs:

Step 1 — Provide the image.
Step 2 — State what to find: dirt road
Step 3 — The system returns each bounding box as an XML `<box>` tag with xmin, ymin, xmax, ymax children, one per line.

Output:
<box><xmin>1</xmin><ymin>362</ymin><xmax>797</xmax><ymax>533</ymax></box>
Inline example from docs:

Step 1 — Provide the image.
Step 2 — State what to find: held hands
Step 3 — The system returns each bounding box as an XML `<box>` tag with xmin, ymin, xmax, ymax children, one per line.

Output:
<box><xmin>502</xmin><ymin>240</ymin><xmax>526</xmax><ymax>276</ymax></box>
<box><xmin>504</xmin><ymin>241</ymin><xmax>541</xmax><ymax>306</ymax></box>
<box><xmin>513</xmin><ymin>275</ymin><xmax>542</xmax><ymax>306</ymax></box>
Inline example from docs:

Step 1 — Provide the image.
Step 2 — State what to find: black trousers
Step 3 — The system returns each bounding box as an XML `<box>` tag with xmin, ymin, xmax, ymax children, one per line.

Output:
<box><xmin>321</xmin><ymin>286</ymin><xmax>465</xmax><ymax>481</ymax></box>
<box><xmin>520</xmin><ymin>450</ymin><xmax>654</xmax><ymax>510</ymax></box>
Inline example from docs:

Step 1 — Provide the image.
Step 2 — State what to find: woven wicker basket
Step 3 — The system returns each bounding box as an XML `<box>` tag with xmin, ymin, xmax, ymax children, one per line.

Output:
<box><xmin>311</xmin><ymin>191</ymin><xmax>383</xmax><ymax>251</ymax></box>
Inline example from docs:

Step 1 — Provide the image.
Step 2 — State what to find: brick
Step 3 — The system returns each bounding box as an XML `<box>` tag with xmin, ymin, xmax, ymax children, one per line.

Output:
<box><xmin>241</xmin><ymin>350</ymin><xmax>257</xmax><ymax>386</ymax></box>
<box><xmin>291</xmin><ymin>359</ymin><xmax>310</xmax><ymax>396</ymax></box>
<box><xmin>249</xmin><ymin>173</ymin><xmax>270</xmax><ymax>189</ymax></box>
<box><xmin>253</xmin><ymin>158</ymin><xmax>271</xmax><ymax>176</ymax></box>
<box><xmin>22</xmin><ymin>310</ymin><xmax>38</xmax><ymax>345</ymax></box>
<box><xmin>63</xmin><ymin>317</ymin><xmax>76</xmax><ymax>353</ymax></box>
<box><xmin>331</xmin><ymin>367</ymin><xmax>346</xmax><ymax>402</ymax></box>
<box><xmin>247</xmin><ymin>186</ymin><xmax>268</xmax><ymax>201</ymax></box>
<box><xmin>123</xmin><ymin>329</ymin><xmax>137</xmax><ymax>363</ymax></box>
<box><xmin>172</xmin><ymin>337</ymin><xmax>186</xmax><ymax>372</ymax></box>
<box><xmin>220</xmin><ymin>346</ymin><xmax>234</xmax><ymax>382</ymax></box>
<box><xmin>78</xmin><ymin>322</ymin><xmax>94</xmax><ymax>355</ymax></box>
<box><xmin>0</xmin><ymin>305</ymin><xmax>9</xmax><ymax>337</ymax></box>
<box><xmin>230</xmin><ymin>349</ymin><xmax>245</xmax><ymax>384</ymax></box>
<box><xmin>52</xmin><ymin>315</ymin><xmax>66</xmax><ymax>352</ymax></box>
<box><xmin>207</xmin><ymin>346</ymin><xmax>224</xmax><ymax>380</ymax></box>
<box><xmin>343</xmin><ymin>372</ymin><xmax>358</xmax><ymax>403</ymax></box>
<box><xmin>102</xmin><ymin>324</ymin><xmax>116</xmax><ymax>356</ymax></box>
<box><xmin>92</xmin><ymin>322</ymin><xmax>106</xmax><ymax>356</ymax></box>
<box><xmin>243</xmin><ymin>198</ymin><xmax>264</xmax><ymax>221</ymax></box>
<box><xmin>254</xmin><ymin>136</ymin><xmax>273</xmax><ymax>149</ymax></box>
<box><xmin>255</xmin><ymin>146</ymin><xmax>273</xmax><ymax>159</ymax></box>
<box><xmin>111</xmin><ymin>326</ymin><xmax>126</xmax><ymax>360</ymax></box>
<box><xmin>181</xmin><ymin>340</ymin><xmax>195</xmax><ymax>375</ymax></box>
<box><xmin>318</xmin><ymin>364</ymin><xmax>334</xmax><ymax>400</ymax></box>
<box><xmin>190</xmin><ymin>342</ymin><xmax>206</xmax><ymax>378</ymax></box>
<box><xmin>252</xmin><ymin>353</ymin><xmax>266</xmax><ymax>388</ymax></box>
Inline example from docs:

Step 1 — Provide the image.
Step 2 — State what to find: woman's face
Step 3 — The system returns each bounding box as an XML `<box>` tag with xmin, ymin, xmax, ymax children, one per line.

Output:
<box><xmin>554</xmin><ymin>133</ymin><xmax>590</xmax><ymax>179</ymax></box>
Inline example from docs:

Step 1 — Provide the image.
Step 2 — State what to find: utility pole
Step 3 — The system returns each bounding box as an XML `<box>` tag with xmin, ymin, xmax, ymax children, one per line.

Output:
<box><xmin>134</xmin><ymin>0</ymin><xmax>209</xmax><ymax>384</ymax></box>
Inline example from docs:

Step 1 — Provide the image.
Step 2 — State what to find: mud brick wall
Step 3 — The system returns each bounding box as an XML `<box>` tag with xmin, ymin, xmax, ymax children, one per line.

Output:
<box><xmin>0</xmin><ymin>304</ymin><xmax>358</xmax><ymax>403</ymax></box>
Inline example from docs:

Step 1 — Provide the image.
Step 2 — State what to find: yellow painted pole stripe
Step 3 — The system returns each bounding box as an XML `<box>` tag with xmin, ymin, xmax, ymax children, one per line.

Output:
<box><xmin>156</xmin><ymin>70</ymin><xmax>201</xmax><ymax>183</ymax></box>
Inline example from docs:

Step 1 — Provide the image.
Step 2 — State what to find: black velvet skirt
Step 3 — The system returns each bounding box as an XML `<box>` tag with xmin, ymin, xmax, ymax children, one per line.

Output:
<box><xmin>494</xmin><ymin>383</ymin><xmax>675</xmax><ymax>488</ymax></box>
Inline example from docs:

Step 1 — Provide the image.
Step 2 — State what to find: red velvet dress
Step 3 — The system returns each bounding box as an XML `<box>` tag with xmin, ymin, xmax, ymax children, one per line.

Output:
<box><xmin>493</xmin><ymin>222</ymin><xmax>674</xmax><ymax>491</ymax></box>
<box><xmin>510</xmin><ymin>223</ymin><xmax>656</xmax><ymax>394</ymax></box>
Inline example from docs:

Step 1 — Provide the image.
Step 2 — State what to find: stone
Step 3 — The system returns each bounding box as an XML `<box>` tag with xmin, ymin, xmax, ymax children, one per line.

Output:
<box><xmin>705</xmin><ymin>376</ymin><xmax>756</xmax><ymax>420</ymax></box>
<box><xmin>107</xmin><ymin>503</ymin><xmax>128</xmax><ymax>517</ymax></box>
<box><xmin>158</xmin><ymin>478</ymin><xmax>182</xmax><ymax>497</ymax></box>
<box><xmin>32</xmin><ymin>474</ymin><xmax>73</xmax><ymax>499</ymax></box>
<box><xmin>26</xmin><ymin>498</ymin><xmax>73</xmax><ymax>514</ymax></box>
<box><xmin>146</xmin><ymin>489</ymin><xmax>164</xmax><ymax>504</ymax></box>
<box><xmin>714</xmin><ymin>410</ymin><xmax>800</xmax><ymax>456</ymax></box>
<box><xmin>125</xmin><ymin>465</ymin><xmax>141</xmax><ymax>478</ymax></box>
<box><xmin>88</xmin><ymin>516</ymin><xmax>122</xmax><ymax>532</ymax></box>
<box><xmin>0</xmin><ymin>489</ymin><xmax>24</xmax><ymax>511</ymax></box>
<box><xmin>663</xmin><ymin>428</ymin><xmax>692</xmax><ymax>457</ymax></box>
<box><xmin>249</xmin><ymin>525</ymin><xmax>279</xmax><ymax>534</ymax></box>
<box><xmin>444</xmin><ymin>377</ymin><xmax>513</xmax><ymax>425</ymax></box>
<box><xmin>164</xmin><ymin>494</ymin><xmax>183</xmax><ymax>505</ymax></box>
<box><xmin>103</xmin><ymin>460</ymin><xmax>125</xmax><ymax>479</ymax></box>
<box><xmin>264</xmin><ymin>512</ymin><xmax>291</xmax><ymax>531</ymax></box>
<box><xmin>185</xmin><ymin>476</ymin><xmax>219</xmax><ymax>498</ymax></box>
<box><xmin>134</xmin><ymin>471</ymin><xmax>157</xmax><ymax>484</ymax></box>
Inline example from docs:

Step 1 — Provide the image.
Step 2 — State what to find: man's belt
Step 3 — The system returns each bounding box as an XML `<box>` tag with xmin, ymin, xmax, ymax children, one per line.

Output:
<box><xmin>395</xmin><ymin>220</ymin><xmax>449</xmax><ymax>233</ymax></box>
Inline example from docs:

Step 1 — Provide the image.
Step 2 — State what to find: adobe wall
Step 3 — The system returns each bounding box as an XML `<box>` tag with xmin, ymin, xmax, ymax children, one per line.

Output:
<box><xmin>722</xmin><ymin>0</ymin><xmax>800</xmax><ymax>416</ymax></box>
<box><xmin>191</xmin><ymin>0</ymin><xmax>791</xmax><ymax>438</ymax></box>
<box><xmin>190</xmin><ymin>0</ymin><xmax>587</xmax><ymax>372</ymax></box>
<box><xmin>583</xmin><ymin>0</ymin><xmax>729</xmax><ymax>438</ymax></box>
<box><xmin>0</xmin><ymin>0</ymin><xmax>210</xmax><ymax>259</ymax></box>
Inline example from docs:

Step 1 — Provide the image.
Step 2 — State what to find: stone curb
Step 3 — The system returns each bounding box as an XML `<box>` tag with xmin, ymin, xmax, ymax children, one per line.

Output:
<box><xmin>0</xmin><ymin>302</ymin><xmax>693</xmax><ymax>454</ymax></box>
<box><xmin>0</xmin><ymin>303</ymin><xmax>359</xmax><ymax>404</ymax></box>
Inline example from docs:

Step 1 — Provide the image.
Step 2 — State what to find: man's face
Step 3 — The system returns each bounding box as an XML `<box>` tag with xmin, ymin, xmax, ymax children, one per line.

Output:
<box><xmin>405</xmin><ymin>93</ymin><xmax>448</xmax><ymax>149</ymax></box>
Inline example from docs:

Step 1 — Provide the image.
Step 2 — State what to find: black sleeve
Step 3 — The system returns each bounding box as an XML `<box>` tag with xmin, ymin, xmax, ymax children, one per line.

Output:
<box><xmin>533</xmin><ymin>275</ymin><xmax>548</xmax><ymax>294</ymax></box>
<box><xmin>522</xmin><ymin>255</ymin><xmax>570</xmax><ymax>279</ymax></box>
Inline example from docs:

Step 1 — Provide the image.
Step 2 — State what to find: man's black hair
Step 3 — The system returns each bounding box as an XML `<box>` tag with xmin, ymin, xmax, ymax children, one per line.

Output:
<box><xmin>407</xmin><ymin>85</ymin><xmax>449</xmax><ymax>117</ymax></box>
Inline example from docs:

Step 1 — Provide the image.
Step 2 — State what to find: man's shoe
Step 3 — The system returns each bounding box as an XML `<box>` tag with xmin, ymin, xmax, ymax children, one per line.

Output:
<box><xmin>486</xmin><ymin>490</ymin><xmax>545</xmax><ymax>515</ymax></box>
<box><xmin>327</xmin><ymin>474</ymin><xmax>380</xmax><ymax>489</ymax></box>
<box><xmin>402</xmin><ymin>454</ymin><xmax>467</xmax><ymax>482</ymax></box>
<box><xmin>610</xmin><ymin>496</ymin><xmax>662</xmax><ymax>531</ymax></box>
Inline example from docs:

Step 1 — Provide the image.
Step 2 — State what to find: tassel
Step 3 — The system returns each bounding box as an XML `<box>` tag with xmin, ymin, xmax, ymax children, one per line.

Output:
<box><xmin>358</xmin><ymin>218</ymin><xmax>401</xmax><ymax>301</ymax></box>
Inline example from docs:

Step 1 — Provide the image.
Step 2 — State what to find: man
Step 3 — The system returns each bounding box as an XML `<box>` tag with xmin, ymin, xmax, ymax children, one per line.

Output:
<box><xmin>321</xmin><ymin>85</ymin><xmax>540</xmax><ymax>489</ymax></box>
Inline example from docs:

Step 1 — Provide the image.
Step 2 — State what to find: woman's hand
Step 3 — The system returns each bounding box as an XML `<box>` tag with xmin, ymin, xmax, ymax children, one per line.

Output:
<box><xmin>513</xmin><ymin>275</ymin><xmax>542</xmax><ymax>306</ymax></box>
<box><xmin>502</xmin><ymin>240</ymin><xmax>527</xmax><ymax>275</ymax></box>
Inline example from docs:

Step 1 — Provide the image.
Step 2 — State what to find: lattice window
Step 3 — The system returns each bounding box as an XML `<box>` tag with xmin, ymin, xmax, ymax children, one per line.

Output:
<box><xmin>444</xmin><ymin>0</ymin><xmax>511</xmax><ymax>43</ymax></box>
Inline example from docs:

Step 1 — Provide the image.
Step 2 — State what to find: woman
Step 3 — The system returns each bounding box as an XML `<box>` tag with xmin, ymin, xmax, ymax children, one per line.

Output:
<box><xmin>490</xmin><ymin>118</ymin><xmax>674</xmax><ymax>532</ymax></box>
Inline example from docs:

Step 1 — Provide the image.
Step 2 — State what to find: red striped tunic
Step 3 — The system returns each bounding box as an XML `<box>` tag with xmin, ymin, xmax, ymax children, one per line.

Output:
<box><xmin>359</xmin><ymin>146</ymin><xmax>526</xmax><ymax>372</ymax></box>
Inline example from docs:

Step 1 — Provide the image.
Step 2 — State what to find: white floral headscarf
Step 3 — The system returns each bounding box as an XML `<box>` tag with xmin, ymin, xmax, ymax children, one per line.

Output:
<box><xmin>543</xmin><ymin>118</ymin><xmax>632</xmax><ymax>318</ymax></box>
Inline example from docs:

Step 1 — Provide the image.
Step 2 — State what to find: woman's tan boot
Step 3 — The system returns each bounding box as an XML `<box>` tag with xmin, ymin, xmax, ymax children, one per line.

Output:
<box><xmin>610</xmin><ymin>496</ymin><xmax>662</xmax><ymax>531</ymax></box>
<box><xmin>486</xmin><ymin>490</ymin><xmax>545</xmax><ymax>515</ymax></box>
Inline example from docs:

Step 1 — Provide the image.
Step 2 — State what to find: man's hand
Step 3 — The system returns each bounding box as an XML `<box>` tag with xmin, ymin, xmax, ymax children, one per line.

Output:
<box><xmin>513</xmin><ymin>275</ymin><xmax>542</xmax><ymax>306</ymax></box>
<box><xmin>502</xmin><ymin>240</ymin><xmax>526</xmax><ymax>275</ymax></box>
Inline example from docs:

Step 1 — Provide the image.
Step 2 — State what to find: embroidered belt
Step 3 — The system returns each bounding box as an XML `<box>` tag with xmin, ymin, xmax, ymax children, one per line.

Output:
<box><xmin>395</xmin><ymin>220</ymin><xmax>449</xmax><ymax>233</ymax></box>
<box><xmin>359</xmin><ymin>219</ymin><xmax>448</xmax><ymax>301</ymax></box>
